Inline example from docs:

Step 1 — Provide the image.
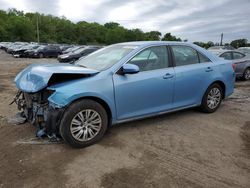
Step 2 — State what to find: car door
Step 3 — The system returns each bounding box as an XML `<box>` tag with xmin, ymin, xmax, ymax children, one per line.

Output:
<box><xmin>49</xmin><ymin>46</ymin><xmax>57</xmax><ymax>57</ymax></box>
<box><xmin>42</xmin><ymin>46</ymin><xmax>48</xmax><ymax>56</ymax></box>
<box><xmin>171</xmin><ymin>45</ymin><xmax>214</xmax><ymax>108</ymax></box>
<box><xmin>113</xmin><ymin>45</ymin><xmax>175</xmax><ymax>120</ymax></box>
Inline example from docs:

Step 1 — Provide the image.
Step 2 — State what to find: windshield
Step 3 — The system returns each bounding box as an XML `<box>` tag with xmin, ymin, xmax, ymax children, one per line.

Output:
<box><xmin>73</xmin><ymin>47</ymin><xmax>86</xmax><ymax>54</ymax></box>
<box><xmin>67</xmin><ymin>46</ymin><xmax>80</xmax><ymax>52</ymax></box>
<box><xmin>76</xmin><ymin>45</ymin><xmax>137</xmax><ymax>71</ymax></box>
<box><xmin>36</xmin><ymin>45</ymin><xmax>45</xmax><ymax>50</ymax></box>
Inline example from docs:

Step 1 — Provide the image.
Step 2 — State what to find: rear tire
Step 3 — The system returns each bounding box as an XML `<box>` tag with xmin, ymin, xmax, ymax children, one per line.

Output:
<box><xmin>60</xmin><ymin>99</ymin><xmax>108</xmax><ymax>148</ymax></box>
<box><xmin>243</xmin><ymin>68</ymin><xmax>250</xmax><ymax>80</ymax></box>
<box><xmin>199</xmin><ymin>84</ymin><xmax>223</xmax><ymax>113</ymax></box>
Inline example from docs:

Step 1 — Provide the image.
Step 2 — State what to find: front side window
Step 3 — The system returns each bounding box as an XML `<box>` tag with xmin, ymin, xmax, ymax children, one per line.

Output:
<box><xmin>233</xmin><ymin>52</ymin><xmax>245</xmax><ymax>59</ymax></box>
<box><xmin>172</xmin><ymin>46</ymin><xmax>199</xmax><ymax>66</ymax></box>
<box><xmin>220</xmin><ymin>52</ymin><xmax>232</xmax><ymax>60</ymax></box>
<box><xmin>128</xmin><ymin>46</ymin><xmax>169</xmax><ymax>71</ymax></box>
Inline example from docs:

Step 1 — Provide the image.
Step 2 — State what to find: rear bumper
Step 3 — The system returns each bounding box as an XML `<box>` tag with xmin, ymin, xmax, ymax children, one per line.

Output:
<box><xmin>235</xmin><ymin>72</ymin><xmax>243</xmax><ymax>78</ymax></box>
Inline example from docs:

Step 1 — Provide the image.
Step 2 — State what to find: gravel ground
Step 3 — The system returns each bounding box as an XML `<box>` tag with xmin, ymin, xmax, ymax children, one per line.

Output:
<box><xmin>0</xmin><ymin>50</ymin><xmax>249</xmax><ymax>188</ymax></box>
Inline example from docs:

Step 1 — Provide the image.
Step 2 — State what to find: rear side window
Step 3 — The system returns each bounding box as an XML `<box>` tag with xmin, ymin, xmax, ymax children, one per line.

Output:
<box><xmin>128</xmin><ymin>46</ymin><xmax>169</xmax><ymax>71</ymax></box>
<box><xmin>198</xmin><ymin>53</ymin><xmax>211</xmax><ymax>63</ymax></box>
<box><xmin>172</xmin><ymin>46</ymin><xmax>199</xmax><ymax>66</ymax></box>
<box><xmin>220</xmin><ymin>52</ymin><xmax>232</xmax><ymax>60</ymax></box>
<box><xmin>233</xmin><ymin>52</ymin><xmax>245</xmax><ymax>59</ymax></box>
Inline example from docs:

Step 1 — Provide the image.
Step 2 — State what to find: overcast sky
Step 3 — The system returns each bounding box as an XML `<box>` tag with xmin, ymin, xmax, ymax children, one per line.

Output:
<box><xmin>0</xmin><ymin>0</ymin><xmax>249</xmax><ymax>43</ymax></box>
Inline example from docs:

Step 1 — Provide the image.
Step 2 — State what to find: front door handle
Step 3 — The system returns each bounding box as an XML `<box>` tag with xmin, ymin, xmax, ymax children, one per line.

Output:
<box><xmin>163</xmin><ymin>73</ymin><xmax>174</xmax><ymax>79</ymax></box>
<box><xmin>205</xmin><ymin>67</ymin><xmax>213</xmax><ymax>72</ymax></box>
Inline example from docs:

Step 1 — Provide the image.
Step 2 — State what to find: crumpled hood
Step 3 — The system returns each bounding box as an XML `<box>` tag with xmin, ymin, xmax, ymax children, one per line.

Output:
<box><xmin>15</xmin><ymin>63</ymin><xmax>99</xmax><ymax>93</ymax></box>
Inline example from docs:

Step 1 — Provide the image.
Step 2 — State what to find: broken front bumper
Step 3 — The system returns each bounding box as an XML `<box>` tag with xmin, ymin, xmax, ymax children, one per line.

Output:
<box><xmin>13</xmin><ymin>90</ymin><xmax>65</xmax><ymax>137</ymax></box>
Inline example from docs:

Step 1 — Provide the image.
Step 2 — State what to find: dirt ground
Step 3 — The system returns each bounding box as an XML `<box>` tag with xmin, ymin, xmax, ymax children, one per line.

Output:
<box><xmin>0</xmin><ymin>50</ymin><xmax>249</xmax><ymax>188</ymax></box>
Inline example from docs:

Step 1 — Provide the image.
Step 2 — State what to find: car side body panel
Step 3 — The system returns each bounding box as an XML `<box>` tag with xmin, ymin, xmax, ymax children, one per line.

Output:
<box><xmin>173</xmin><ymin>62</ymin><xmax>218</xmax><ymax>108</ymax></box>
<box><xmin>113</xmin><ymin>67</ymin><xmax>175</xmax><ymax>120</ymax></box>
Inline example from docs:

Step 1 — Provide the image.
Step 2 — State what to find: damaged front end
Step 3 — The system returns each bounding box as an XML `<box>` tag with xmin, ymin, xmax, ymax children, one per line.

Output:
<box><xmin>13</xmin><ymin>63</ymin><xmax>99</xmax><ymax>141</ymax></box>
<box><xmin>12</xmin><ymin>89</ymin><xmax>64</xmax><ymax>140</ymax></box>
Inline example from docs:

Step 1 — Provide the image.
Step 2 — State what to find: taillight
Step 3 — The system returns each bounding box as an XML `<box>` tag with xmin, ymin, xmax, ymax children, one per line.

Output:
<box><xmin>232</xmin><ymin>63</ymin><xmax>236</xmax><ymax>71</ymax></box>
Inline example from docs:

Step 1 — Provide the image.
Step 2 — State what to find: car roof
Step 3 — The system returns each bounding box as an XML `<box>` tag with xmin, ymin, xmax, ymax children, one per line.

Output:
<box><xmin>238</xmin><ymin>47</ymin><xmax>250</xmax><ymax>49</ymax></box>
<box><xmin>111</xmin><ymin>41</ymin><xmax>222</xmax><ymax>63</ymax></box>
<box><xmin>117</xmin><ymin>41</ymin><xmax>185</xmax><ymax>46</ymax></box>
<box><xmin>210</xmin><ymin>49</ymin><xmax>245</xmax><ymax>55</ymax></box>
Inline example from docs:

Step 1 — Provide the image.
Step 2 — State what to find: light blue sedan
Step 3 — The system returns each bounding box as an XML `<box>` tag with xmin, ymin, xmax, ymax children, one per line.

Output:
<box><xmin>14</xmin><ymin>41</ymin><xmax>235</xmax><ymax>148</ymax></box>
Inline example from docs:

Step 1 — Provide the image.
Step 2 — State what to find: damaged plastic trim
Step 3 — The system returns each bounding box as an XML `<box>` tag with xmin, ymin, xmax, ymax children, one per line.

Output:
<box><xmin>11</xmin><ymin>90</ymin><xmax>65</xmax><ymax>141</ymax></box>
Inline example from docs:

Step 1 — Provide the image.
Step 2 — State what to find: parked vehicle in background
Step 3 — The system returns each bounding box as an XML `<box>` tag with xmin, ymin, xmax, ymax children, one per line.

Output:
<box><xmin>12</xmin><ymin>44</ymin><xmax>39</xmax><ymax>58</ymax></box>
<box><xmin>14</xmin><ymin>41</ymin><xmax>235</xmax><ymax>148</ymax></box>
<box><xmin>6</xmin><ymin>43</ymin><xmax>27</xmax><ymax>54</ymax></box>
<box><xmin>58</xmin><ymin>46</ymin><xmax>101</xmax><ymax>63</ymax></box>
<box><xmin>211</xmin><ymin>50</ymin><xmax>250</xmax><ymax>80</ymax></box>
<box><xmin>237</xmin><ymin>47</ymin><xmax>250</xmax><ymax>55</ymax></box>
<box><xmin>208</xmin><ymin>46</ymin><xmax>235</xmax><ymax>55</ymax></box>
<box><xmin>59</xmin><ymin>45</ymin><xmax>73</xmax><ymax>52</ymax></box>
<box><xmin>62</xmin><ymin>46</ymin><xmax>82</xmax><ymax>54</ymax></box>
<box><xmin>0</xmin><ymin>42</ymin><xmax>12</xmax><ymax>50</ymax></box>
<box><xmin>26</xmin><ymin>45</ymin><xmax>62</xmax><ymax>58</ymax></box>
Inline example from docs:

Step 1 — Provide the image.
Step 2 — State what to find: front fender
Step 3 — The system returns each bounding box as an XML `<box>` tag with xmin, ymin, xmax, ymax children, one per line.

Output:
<box><xmin>48</xmin><ymin>91</ymin><xmax>113</xmax><ymax>109</ymax></box>
<box><xmin>47</xmin><ymin>74</ymin><xmax>116</xmax><ymax>122</ymax></box>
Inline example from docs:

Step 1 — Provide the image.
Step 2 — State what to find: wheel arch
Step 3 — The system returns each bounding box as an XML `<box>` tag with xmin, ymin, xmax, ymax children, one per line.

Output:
<box><xmin>66</xmin><ymin>96</ymin><xmax>113</xmax><ymax>126</ymax></box>
<box><xmin>209</xmin><ymin>80</ymin><xmax>226</xmax><ymax>99</ymax></box>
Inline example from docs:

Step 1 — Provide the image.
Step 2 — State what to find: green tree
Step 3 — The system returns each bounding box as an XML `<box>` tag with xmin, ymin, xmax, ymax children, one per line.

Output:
<box><xmin>193</xmin><ymin>41</ymin><xmax>214</xmax><ymax>49</ymax></box>
<box><xmin>161</xmin><ymin>33</ymin><xmax>181</xmax><ymax>41</ymax></box>
<box><xmin>6</xmin><ymin>16</ymin><xmax>35</xmax><ymax>41</ymax></box>
<box><xmin>144</xmin><ymin>31</ymin><xmax>161</xmax><ymax>41</ymax></box>
<box><xmin>230</xmin><ymin>39</ymin><xmax>248</xmax><ymax>48</ymax></box>
<box><xmin>104</xmin><ymin>22</ymin><xmax>120</xmax><ymax>29</ymax></box>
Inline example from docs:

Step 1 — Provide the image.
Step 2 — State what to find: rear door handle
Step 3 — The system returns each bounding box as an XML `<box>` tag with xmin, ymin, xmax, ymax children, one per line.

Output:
<box><xmin>205</xmin><ymin>67</ymin><xmax>213</xmax><ymax>72</ymax></box>
<box><xmin>163</xmin><ymin>73</ymin><xmax>174</xmax><ymax>79</ymax></box>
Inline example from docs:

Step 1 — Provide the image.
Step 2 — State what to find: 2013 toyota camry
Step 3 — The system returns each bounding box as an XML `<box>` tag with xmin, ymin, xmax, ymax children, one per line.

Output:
<box><xmin>14</xmin><ymin>41</ymin><xmax>235</xmax><ymax>148</ymax></box>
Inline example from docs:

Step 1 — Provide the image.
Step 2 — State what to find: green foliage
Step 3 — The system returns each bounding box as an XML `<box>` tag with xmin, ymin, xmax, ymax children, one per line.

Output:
<box><xmin>230</xmin><ymin>39</ymin><xmax>248</xmax><ymax>48</ymax></box>
<box><xmin>161</xmin><ymin>33</ymin><xmax>181</xmax><ymax>41</ymax></box>
<box><xmin>193</xmin><ymin>41</ymin><xmax>214</xmax><ymax>49</ymax></box>
<box><xmin>145</xmin><ymin>31</ymin><xmax>161</xmax><ymax>41</ymax></box>
<box><xmin>0</xmin><ymin>9</ymin><xmax>183</xmax><ymax>45</ymax></box>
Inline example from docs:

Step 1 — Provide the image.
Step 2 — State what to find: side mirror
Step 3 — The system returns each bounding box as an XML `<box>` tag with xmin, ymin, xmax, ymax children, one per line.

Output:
<box><xmin>122</xmin><ymin>64</ymin><xmax>139</xmax><ymax>74</ymax></box>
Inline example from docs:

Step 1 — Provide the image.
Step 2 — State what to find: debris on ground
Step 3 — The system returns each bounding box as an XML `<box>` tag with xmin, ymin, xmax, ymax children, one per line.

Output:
<box><xmin>15</xmin><ymin>137</ymin><xmax>63</xmax><ymax>145</ymax></box>
<box><xmin>7</xmin><ymin>112</ymin><xmax>26</xmax><ymax>125</ymax></box>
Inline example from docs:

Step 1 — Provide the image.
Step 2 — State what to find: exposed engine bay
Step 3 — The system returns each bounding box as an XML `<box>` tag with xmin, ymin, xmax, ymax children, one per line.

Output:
<box><xmin>12</xmin><ymin>89</ymin><xmax>64</xmax><ymax>141</ymax></box>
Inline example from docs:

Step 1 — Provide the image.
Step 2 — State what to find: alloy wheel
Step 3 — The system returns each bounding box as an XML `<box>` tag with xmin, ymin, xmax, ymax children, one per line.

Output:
<box><xmin>244</xmin><ymin>69</ymin><xmax>250</xmax><ymax>80</ymax></box>
<box><xmin>70</xmin><ymin>109</ymin><xmax>102</xmax><ymax>142</ymax></box>
<box><xmin>207</xmin><ymin>88</ymin><xmax>221</xmax><ymax>109</ymax></box>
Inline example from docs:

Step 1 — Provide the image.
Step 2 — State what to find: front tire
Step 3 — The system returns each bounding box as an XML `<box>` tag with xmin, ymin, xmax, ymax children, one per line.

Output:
<box><xmin>60</xmin><ymin>99</ymin><xmax>108</xmax><ymax>148</ymax></box>
<box><xmin>200</xmin><ymin>84</ymin><xmax>223</xmax><ymax>113</ymax></box>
